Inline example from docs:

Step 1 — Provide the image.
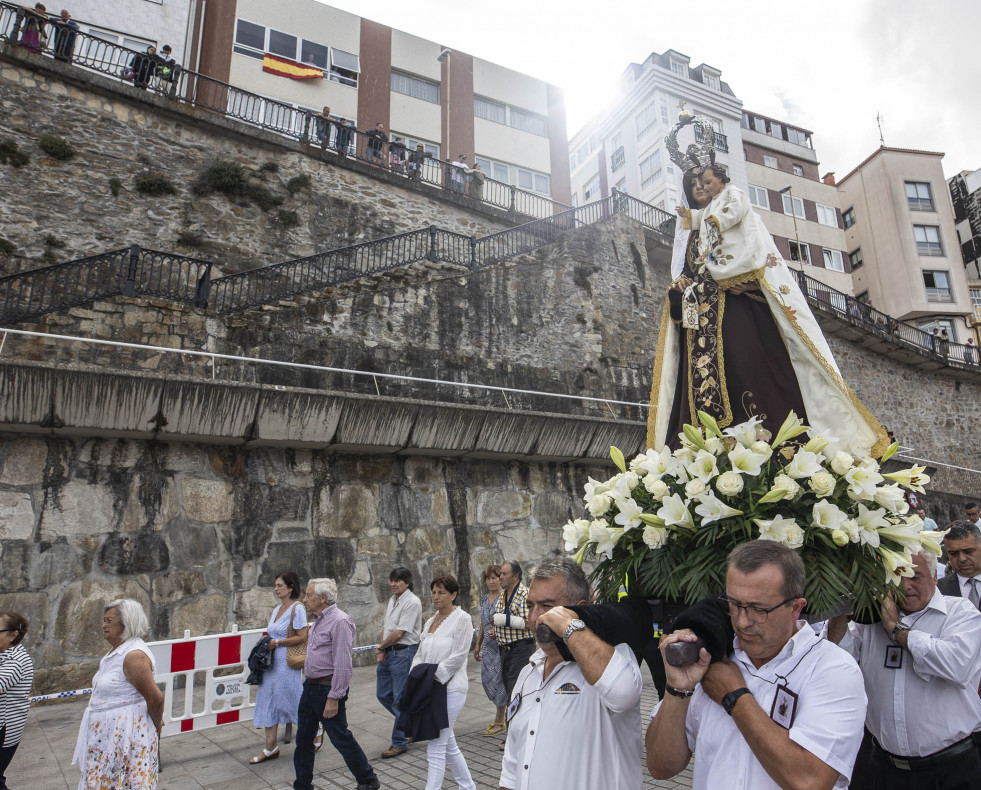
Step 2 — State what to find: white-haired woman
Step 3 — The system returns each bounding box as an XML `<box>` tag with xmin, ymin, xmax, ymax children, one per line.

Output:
<box><xmin>73</xmin><ymin>599</ymin><xmax>164</xmax><ymax>790</ymax></box>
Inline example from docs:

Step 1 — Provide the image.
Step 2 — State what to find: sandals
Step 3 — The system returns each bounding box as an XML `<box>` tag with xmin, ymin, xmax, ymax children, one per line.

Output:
<box><xmin>314</xmin><ymin>726</ymin><xmax>324</xmax><ymax>753</ymax></box>
<box><xmin>482</xmin><ymin>722</ymin><xmax>507</xmax><ymax>736</ymax></box>
<box><xmin>249</xmin><ymin>747</ymin><xmax>280</xmax><ymax>764</ymax></box>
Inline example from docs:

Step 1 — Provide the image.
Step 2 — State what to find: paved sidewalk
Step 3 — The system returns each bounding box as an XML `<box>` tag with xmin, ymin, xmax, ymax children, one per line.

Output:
<box><xmin>12</xmin><ymin>662</ymin><xmax>693</xmax><ymax>790</ymax></box>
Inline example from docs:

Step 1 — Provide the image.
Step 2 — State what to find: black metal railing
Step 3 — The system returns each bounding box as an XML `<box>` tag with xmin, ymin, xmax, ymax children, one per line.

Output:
<box><xmin>0</xmin><ymin>246</ymin><xmax>211</xmax><ymax>323</ymax></box>
<box><xmin>0</xmin><ymin>1</ymin><xmax>570</xmax><ymax>221</ymax></box>
<box><xmin>793</xmin><ymin>269</ymin><xmax>980</xmax><ymax>368</ymax></box>
<box><xmin>695</xmin><ymin>125</ymin><xmax>729</xmax><ymax>154</ymax></box>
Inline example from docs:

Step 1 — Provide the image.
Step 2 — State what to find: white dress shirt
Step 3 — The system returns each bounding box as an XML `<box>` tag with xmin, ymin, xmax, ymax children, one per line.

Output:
<box><xmin>954</xmin><ymin>573</ymin><xmax>981</xmax><ymax>602</ymax></box>
<box><xmin>664</xmin><ymin>622</ymin><xmax>866</xmax><ymax>790</ymax></box>
<box><xmin>839</xmin><ymin>588</ymin><xmax>981</xmax><ymax>756</ymax></box>
<box><xmin>383</xmin><ymin>589</ymin><xmax>422</xmax><ymax>645</ymax></box>
<box><xmin>500</xmin><ymin>642</ymin><xmax>642</xmax><ymax>790</ymax></box>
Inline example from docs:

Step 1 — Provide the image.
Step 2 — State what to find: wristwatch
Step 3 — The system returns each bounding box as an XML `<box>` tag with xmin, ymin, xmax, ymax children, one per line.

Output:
<box><xmin>722</xmin><ymin>687</ymin><xmax>751</xmax><ymax>716</ymax></box>
<box><xmin>891</xmin><ymin>622</ymin><xmax>910</xmax><ymax>642</ymax></box>
<box><xmin>562</xmin><ymin>619</ymin><xmax>587</xmax><ymax>641</ymax></box>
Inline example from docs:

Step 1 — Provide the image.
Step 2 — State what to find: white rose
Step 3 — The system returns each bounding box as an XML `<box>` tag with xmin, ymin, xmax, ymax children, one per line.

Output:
<box><xmin>643</xmin><ymin>475</ymin><xmax>670</xmax><ymax>499</ymax></box>
<box><xmin>642</xmin><ymin>525</ymin><xmax>670</xmax><ymax>550</ymax></box>
<box><xmin>685</xmin><ymin>478</ymin><xmax>708</xmax><ymax>498</ymax></box>
<box><xmin>586</xmin><ymin>493</ymin><xmax>612</xmax><ymax>517</ymax></box>
<box><xmin>773</xmin><ymin>474</ymin><xmax>800</xmax><ymax>500</ymax></box>
<box><xmin>808</xmin><ymin>471</ymin><xmax>836</xmax><ymax>498</ymax></box>
<box><xmin>704</xmin><ymin>436</ymin><xmax>725</xmax><ymax>455</ymax></box>
<box><xmin>716</xmin><ymin>470</ymin><xmax>745</xmax><ymax>497</ymax></box>
<box><xmin>781</xmin><ymin>523</ymin><xmax>805</xmax><ymax>549</ymax></box>
<box><xmin>830</xmin><ymin>451</ymin><xmax>854</xmax><ymax>476</ymax></box>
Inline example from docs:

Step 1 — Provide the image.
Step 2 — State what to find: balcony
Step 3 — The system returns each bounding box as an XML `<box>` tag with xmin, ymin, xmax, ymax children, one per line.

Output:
<box><xmin>694</xmin><ymin>126</ymin><xmax>728</xmax><ymax>153</ymax></box>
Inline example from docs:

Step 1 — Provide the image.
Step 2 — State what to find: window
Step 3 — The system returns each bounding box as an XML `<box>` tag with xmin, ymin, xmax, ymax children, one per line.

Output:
<box><xmin>635</xmin><ymin>102</ymin><xmax>658</xmax><ymax>138</ymax></box>
<box><xmin>816</xmin><ymin>203</ymin><xmax>838</xmax><ymax>228</ymax></box>
<box><xmin>764</xmin><ymin>155</ymin><xmax>778</xmax><ymax>169</ymax></box>
<box><xmin>583</xmin><ymin>174</ymin><xmax>601</xmax><ymax>201</ymax></box>
<box><xmin>300</xmin><ymin>40</ymin><xmax>328</xmax><ymax>68</ymax></box>
<box><xmin>660</xmin><ymin>98</ymin><xmax>669</xmax><ymax>124</ymax></box>
<box><xmin>754</xmin><ymin>116</ymin><xmax>768</xmax><ymax>134</ymax></box>
<box><xmin>671</xmin><ymin>60</ymin><xmax>686</xmax><ymax>77</ymax></box>
<box><xmin>971</xmin><ymin>288</ymin><xmax>981</xmax><ymax>311</ymax></box>
<box><xmin>782</xmin><ymin>194</ymin><xmax>805</xmax><ymax>218</ymax></box>
<box><xmin>268</xmin><ymin>29</ymin><xmax>297</xmax><ymax>59</ymax></box>
<box><xmin>913</xmin><ymin>224</ymin><xmax>943</xmax><ymax>256</ymax></box>
<box><xmin>786</xmin><ymin>128</ymin><xmax>809</xmax><ymax>146</ymax></box>
<box><xmin>792</xmin><ymin>164</ymin><xmax>804</xmax><ymax>177</ymax></box>
<box><xmin>822</xmin><ymin>249</ymin><xmax>845</xmax><ymax>272</ymax></box>
<box><xmin>849</xmin><ymin>248</ymin><xmax>864</xmax><ymax>270</ymax></box>
<box><xmin>571</xmin><ymin>193</ymin><xmax>579</xmax><ymax>207</ymax></box>
<box><xmin>475</xmin><ymin>96</ymin><xmax>507</xmax><ymax>124</ymax></box>
<box><xmin>517</xmin><ymin>170</ymin><xmax>533</xmax><ymax>190</ymax></box>
<box><xmin>905</xmin><ymin>181</ymin><xmax>934</xmax><ymax>211</ymax></box>
<box><xmin>640</xmin><ymin>150</ymin><xmax>662</xmax><ymax>188</ymax></box>
<box><xmin>492</xmin><ymin>163</ymin><xmax>508</xmax><ymax>182</ymax></box>
<box><xmin>610</xmin><ymin>132</ymin><xmax>622</xmax><ymax>151</ymax></box>
<box><xmin>748</xmin><ymin>185</ymin><xmax>769</xmax><ymax>210</ymax></box>
<box><xmin>789</xmin><ymin>241</ymin><xmax>810</xmax><ymax>265</ymax></box>
<box><xmin>235</xmin><ymin>19</ymin><xmax>265</xmax><ymax>53</ymax></box>
<box><xmin>509</xmin><ymin>108</ymin><xmax>547</xmax><ymax>137</ymax></box>
<box><xmin>704</xmin><ymin>74</ymin><xmax>719</xmax><ymax>90</ymax></box>
<box><xmin>391</xmin><ymin>71</ymin><xmax>439</xmax><ymax>104</ymax></box>
<box><xmin>770</xmin><ymin>122</ymin><xmax>782</xmax><ymax>140</ymax></box>
<box><xmin>534</xmin><ymin>173</ymin><xmax>550</xmax><ymax>194</ymax></box>
<box><xmin>843</xmin><ymin>207</ymin><xmax>856</xmax><ymax>228</ymax></box>
<box><xmin>476</xmin><ymin>156</ymin><xmax>549</xmax><ymax>194</ymax></box>
<box><xmin>406</xmin><ymin>136</ymin><xmax>439</xmax><ymax>159</ymax></box>
<box><xmin>923</xmin><ymin>270</ymin><xmax>952</xmax><ymax>302</ymax></box>
<box><xmin>615</xmin><ymin>178</ymin><xmax>626</xmax><ymax>193</ymax></box>
<box><xmin>329</xmin><ymin>49</ymin><xmax>360</xmax><ymax>87</ymax></box>
<box><xmin>610</xmin><ymin>147</ymin><xmax>625</xmax><ymax>172</ymax></box>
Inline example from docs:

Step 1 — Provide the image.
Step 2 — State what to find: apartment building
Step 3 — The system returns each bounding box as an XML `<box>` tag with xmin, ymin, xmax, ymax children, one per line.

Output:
<box><xmin>190</xmin><ymin>0</ymin><xmax>570</xmax><ymax>203</ymax></box>
<box><xmin>741</xmin><ymin>110</ymin><xmax>851</xmax><ymax>294</ymax></box>
<box><xmin>568</xmin><ymin>49</ymin><xmax>745</xmax><ymax>210</ymax></box>
<box><xmin>837</xmin><ymin>147</ymin><xmax>971</xmax><ymax>339</ymax></box>
<box><xmin>948</xmin><ymin>168</ymin><xmax>981</xmax><ymax>336</ymax></box>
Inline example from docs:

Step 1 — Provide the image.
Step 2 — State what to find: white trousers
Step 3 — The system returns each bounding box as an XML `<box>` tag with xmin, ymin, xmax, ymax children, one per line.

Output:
<box><xmin>426</xmin><ymin>691</ymin><xmax>476</xmax><ymax>790</ymax></box>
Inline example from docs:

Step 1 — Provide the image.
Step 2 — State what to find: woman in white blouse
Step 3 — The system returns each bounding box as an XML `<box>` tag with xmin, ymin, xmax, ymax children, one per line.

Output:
<box><xmin>411</xmin><ymin>575</ymin><xmax>477</xmax><ymax>790</ymax></box>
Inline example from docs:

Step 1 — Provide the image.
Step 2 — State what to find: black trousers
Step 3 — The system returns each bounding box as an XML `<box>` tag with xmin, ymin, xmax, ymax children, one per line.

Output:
<box><xmin>863</xmin><ymin>739</ymin><xmax>981</xmax><ymax>790</ymax></box>
<box><xmin>500</xmin><ymin>640</ymin><xmax>536</xmax><ymax>699</ymax></box>
<box><xmin>0</xmin><ymin>724</ymin><xmax>18</xmax><ymax>790</ymax></box>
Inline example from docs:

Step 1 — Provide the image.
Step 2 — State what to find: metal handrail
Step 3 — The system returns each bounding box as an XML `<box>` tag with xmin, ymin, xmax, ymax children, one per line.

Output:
<box><xmin>793</xmin><ymin>269</ymin><xmax>980</xmax><ymax>368</ymax></box>
<box><xmin>0</xmin><ymin>1</ymin><xmax>569</xmax><ymax>220</ymax></box>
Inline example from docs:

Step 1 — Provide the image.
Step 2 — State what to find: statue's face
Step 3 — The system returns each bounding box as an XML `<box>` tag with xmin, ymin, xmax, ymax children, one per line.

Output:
<box><xmin>698</xmin><ymin>170</ymin><xmax>725</xmax><ymax>199</ymax></box>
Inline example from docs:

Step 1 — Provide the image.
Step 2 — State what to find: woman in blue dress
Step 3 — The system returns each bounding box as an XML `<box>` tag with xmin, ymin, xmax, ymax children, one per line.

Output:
<box><xmin>472</xmin><ymin>564</ymin><xmax>508</xmax><ymax>736</ymax></box>
<box><xmin>249</xmin><ymin>571</ymin><xmax>308</xmax><ymax>764</ymax></box>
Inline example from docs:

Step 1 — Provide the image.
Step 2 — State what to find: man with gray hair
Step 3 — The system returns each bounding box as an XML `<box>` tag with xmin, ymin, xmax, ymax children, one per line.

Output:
<box><xmin>293</xmin><ymin>578</ymin><xmax>380</xmax><ymax>790</ymax></box>
<box><xmin>829</xmin><ymin>549</ymin><xmax>981</xmax><ymax>789</ymax></box>
<box><xmin>499</xmin><ymin>557</ymin><xmax>643</xmax><ymax>790</ymax></box>
<box><xmin>938</xmin><ymin>520</ymin><xmax>981</xmax><ymax>604</ymax></box>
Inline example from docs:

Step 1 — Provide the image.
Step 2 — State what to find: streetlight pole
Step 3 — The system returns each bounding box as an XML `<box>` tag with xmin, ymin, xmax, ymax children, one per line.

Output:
<box><xmin>779</xmin><ymin>185</ymin><xmax>802</xmax><ymax>268</ymax></box>
<box><xmin>438</xmin><ymin>48</ymin><xmax>451</xmax><ymax>165</ymax></box>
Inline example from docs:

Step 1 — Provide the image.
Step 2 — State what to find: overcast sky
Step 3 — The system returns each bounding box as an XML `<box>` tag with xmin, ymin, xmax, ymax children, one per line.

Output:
<box><xmin>321</xmin><ymin>0</ymin><xmax>978</xmax><ymax>180</ymax></box>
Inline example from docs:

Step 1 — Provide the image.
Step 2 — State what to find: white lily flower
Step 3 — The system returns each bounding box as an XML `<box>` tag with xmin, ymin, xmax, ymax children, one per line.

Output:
<box><xmin>584</xmin><ymin>476</ymin><xmax>612</xmax><ymax>501</ymax></box>
<box><xmin>871</xmin><ymin>483</ymin><xmax>909</xmax><ymax>515</ymax></box>
<box><xmin>562</xmin><ymin>519</ymin><xmax>591</xmax><ymax>552</ymax></box>
<box><xmin>878</xmin><ymin>545</ymin><xmax>915</xmax><ymax>585</ymax></box>
<box><xmin>610</xmin><ymin>471</ymin><xmax>640</xmax><ymax>502</ymax></box>
<box><xmin>772</xmin><ymin>411</ymin><xmax>809</xmax><ymax>447</ymax></box>
<box><xmin>803</xmin><ymin>435</ymin><xmax>830</xmax><ymax>454</ymax></box>
<box><xmin>882</xmin><ymin>465</ymin><xmax>930</xmax><ymax>494</ymax></box>
<box><xmin>728</xmin><ymin>445</ymin><xmax>768</xmax><ymax>476</ymax></box>
<box><xmin>673</xmin><ymin>445</ymin><xmax>696</xmax><ymax>467</ymax></box>
<box><xmin>844</xmin><ymin>464</ymin><xmax>884</xmax><ymax>500</ymax></box>
<box><xmin>754</xmin><ymin>514</ymin><xmax>804</xmax><ymax>549</ymax></box>
<box><xmin>694</xmin><ymin>493</ymin><xmax>743</xmax><ymax>525</ymax></box>
<box><xmin>917</xmin><ymin>530</ymin><xmax>946</xmax><ymax>557</ymax></box>
<box><xmin>877</xmin><ymin>521</ymin><xmax>926</xmax><ymax>554</ymax></box>
<box><xmin>658</xmin><ymin>494</ymin><xmax>695</xmax><ymax>530</ymax></box>
<box><xmin>784</xmin><ymin>449</ymin><xmax>824</xmax><ymax>480</ymax></box>
<box><xmin>686</xmin><ymin>450</ymin><xmax>720</xmax><ymax>483</ymax></box>
<box><xmin>751</xmin><ymin>440</ymin><xmax>772</xmax><ymax>456</ymax></box>
<box><xmin>842</xmin><ymin>518</ymin><xmax>861</xmax><ymax>543</ymax></box>
<box><xmin>642</xmin><ymin>525</ymin><xmax>670</xmax><ymax>550</ymax></box>
<box><xmin>854</xmin><ymin>503</ymin><xmax>887</xmax><ymax>547</ymax></box>
<box><xmin>632</xmin><ymin>447</ymin><xmax>677</xmax><ymax>478</ymax></box>
<box><xmin>614</xmin><ymin>497</ymin><xmax>645</xmax><ymax>532</ymax></box>
<box><xmin>586</xmin><ymin>493</ymin><xmax>612</xmax><ymax>518</ymax></box>
<box><xmin>723</xmin><ymin>415</ymin><xmax>765</xmax><ymax>448</ymax></box>
<box><xmin>588</xmin><ymin>522</ymin><xmax>624</xmax><ymax>560</ymax></box>
<box><xmin>812</xmin><ymin>499</ymin><xmax>848</xmax><ymax>532</ymax></box>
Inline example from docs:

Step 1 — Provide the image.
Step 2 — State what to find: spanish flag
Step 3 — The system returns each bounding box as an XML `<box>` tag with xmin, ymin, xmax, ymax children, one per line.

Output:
<box><xmin>261</xmin><ymin>53</ymin><xmax>323</xmax><ymax>80</ymax></box>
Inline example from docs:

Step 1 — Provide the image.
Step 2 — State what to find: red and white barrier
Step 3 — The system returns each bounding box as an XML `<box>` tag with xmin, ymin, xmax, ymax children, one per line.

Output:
<box><xmin>149</xmin><ymin>626</ymin><xmax>265</xmax><ymax>738</ymax></box>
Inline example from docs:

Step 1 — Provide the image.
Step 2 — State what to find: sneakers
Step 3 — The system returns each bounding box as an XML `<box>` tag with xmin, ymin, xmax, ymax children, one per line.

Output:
<box><xmin>356</xmin><ymin>779</ymin><xmax>381</xmax><ymax>790</ymax></box>
<box><xmin>380</xmin><ymin>746</ymin><xmax>407</xmax><ymax>759</ymax></box>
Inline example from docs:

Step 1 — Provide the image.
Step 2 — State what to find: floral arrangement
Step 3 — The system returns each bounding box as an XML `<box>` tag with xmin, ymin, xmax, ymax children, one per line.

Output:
<box><xmin>564</xmin><ymin>411</ymin><xmax>942</xmax><ymax>619</ymax></box>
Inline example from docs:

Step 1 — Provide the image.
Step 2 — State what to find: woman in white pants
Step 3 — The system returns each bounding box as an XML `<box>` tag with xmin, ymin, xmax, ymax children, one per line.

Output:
<box><xmin>411</xmin><ymin>575</ymin><xmax>477</xmax><ymax>790</ymax></box>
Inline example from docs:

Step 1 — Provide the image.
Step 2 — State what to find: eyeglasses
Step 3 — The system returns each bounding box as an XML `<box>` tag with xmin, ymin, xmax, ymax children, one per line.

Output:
<box><xmin>718</xmin><ymin>595</ymin><xmax>795</xmax><ymax>624</ymax></box>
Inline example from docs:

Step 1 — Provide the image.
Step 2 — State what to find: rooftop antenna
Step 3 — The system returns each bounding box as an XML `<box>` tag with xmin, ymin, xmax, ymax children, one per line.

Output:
<box><xmin>876</xmin><ymin>112</ymin><xmax>885</xmax><ymax>145</ymax></box>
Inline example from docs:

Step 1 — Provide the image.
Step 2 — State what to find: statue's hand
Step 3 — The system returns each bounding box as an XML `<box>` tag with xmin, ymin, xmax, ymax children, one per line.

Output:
<box><xmin>669</xmin><ymin>277</ymin><xmax>692</xmax><ymax>293</ymax></box>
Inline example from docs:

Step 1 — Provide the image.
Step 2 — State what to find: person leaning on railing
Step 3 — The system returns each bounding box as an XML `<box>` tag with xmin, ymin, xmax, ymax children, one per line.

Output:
<box><xmin>408</xmin><ymin>143</ymin><xmax>427</xmax><ymax>180</ymax></box>
<box><xmin>18</xmin><ymin>2</ymin><xmax>47</xmax><ymax>53</ymax></box>
<box><xmin>49</xmin><ymin>8</ymin><xmax>78</xmax><ymax>62</ymax></box>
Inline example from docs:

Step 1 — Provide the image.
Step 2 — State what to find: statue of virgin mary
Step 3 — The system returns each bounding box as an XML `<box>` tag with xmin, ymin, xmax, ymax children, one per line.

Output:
<box><xmin>646</xmin><ymin>110</ymin><xmax>888</xmax><ymax>457</ymax></box>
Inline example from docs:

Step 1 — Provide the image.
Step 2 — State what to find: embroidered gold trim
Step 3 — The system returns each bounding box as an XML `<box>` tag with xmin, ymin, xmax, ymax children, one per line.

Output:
<box><xmin>646</xmin><ymin>301</ymin><xmax>673</xmax><ymax>449</ymax></box>
<box><xmin>758</xmin><ymin>279</ymin><xmax>890</xmax><ymax>457</ymax></box>
<box><xmin>717</xmin><ymin>290</ymin><xmax>733</xmax><ymax>429</ymax></box>
<box><xmin>716</xmin><ymin>267</ymin><xmax>765</xmax><ymax>289</ymax></box>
